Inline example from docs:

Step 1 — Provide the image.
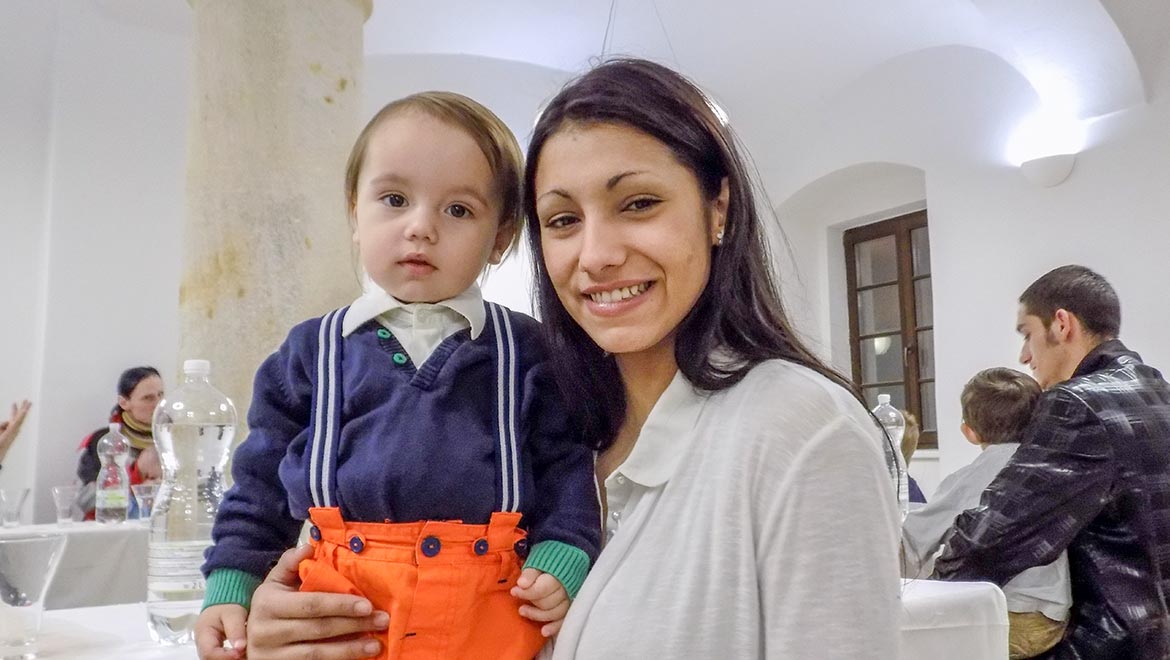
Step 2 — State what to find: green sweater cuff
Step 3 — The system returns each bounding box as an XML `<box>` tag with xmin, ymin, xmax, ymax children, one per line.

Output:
<box><xmin>523</xmin><ymin>540</ymin><xmax>591</xmax><ymax>600</ymax></box>
<box><xmin>203</xmin><ymin>568</ymin><xmax>264</xmax><ymax>612</ymax></box>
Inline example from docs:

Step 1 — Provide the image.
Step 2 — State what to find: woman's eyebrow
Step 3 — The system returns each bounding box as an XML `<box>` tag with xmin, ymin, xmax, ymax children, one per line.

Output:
<box><xmin>607</xmin><ymin>171</ymin><xmax>644</xmax><ymax>189</ymax></box>
<box><xmin>537</xmin><ymin>188</ymin><xmax>573</xmax><ymax>203</ymax></box>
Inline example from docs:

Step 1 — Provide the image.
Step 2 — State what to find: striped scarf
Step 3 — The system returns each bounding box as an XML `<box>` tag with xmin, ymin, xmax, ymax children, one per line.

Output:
<box><xmin>115</xmin><ymin>410</ymin><xmax>155</xmax><ymax>451</ymax></box>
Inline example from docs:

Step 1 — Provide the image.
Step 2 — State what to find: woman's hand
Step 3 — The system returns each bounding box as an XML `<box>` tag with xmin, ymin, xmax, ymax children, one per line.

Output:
<box><xmin>245</xmin><ymin>544</ymin><xmax>390</xmax><ymax>659</ymax></box>
<box><xmin>0</xmin><ymin>400</ymin><xmax>31</xmax><ymax>463</ymax></box>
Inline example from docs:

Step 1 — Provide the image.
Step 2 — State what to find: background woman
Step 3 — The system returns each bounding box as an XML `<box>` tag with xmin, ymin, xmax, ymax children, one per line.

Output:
<box><xmin>75</xmin><ymin>366</ymin><xmax>163</xmax><ymax>518</ymax></box>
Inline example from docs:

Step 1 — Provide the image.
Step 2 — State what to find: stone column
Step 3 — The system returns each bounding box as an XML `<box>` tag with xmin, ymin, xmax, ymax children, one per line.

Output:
<box><xmin>179</xmin><ymin>0</ymin><xmax>371</xmax><ymax>432</ymax></box>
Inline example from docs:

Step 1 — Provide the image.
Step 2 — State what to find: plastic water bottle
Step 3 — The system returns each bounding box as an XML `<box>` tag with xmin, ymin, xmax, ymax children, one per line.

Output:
<box><xmin>95</xmin><ymin>423</ymin><xmax>130</xmax><ymax>523</ymax></box>
<box><xmin>871</xmin><ymin>394</ymin><xmax>910</xmax><ymax>521</ymax></box>
<box><xmin>148</xmin><ymin>359</ymin><xmax>236</xmax><ymax>645</ymax></box>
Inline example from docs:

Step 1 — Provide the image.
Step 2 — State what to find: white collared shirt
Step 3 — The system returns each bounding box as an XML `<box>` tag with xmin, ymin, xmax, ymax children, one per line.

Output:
<box><xmin>902</xmin><ymin>442</ymin><xmax>1072</xmax><ymax>621</ymax></box>
<box><xmin>341</xmin><ymin>284</ymin><xmax>486</xmax><ymax>367</ymax></box>
<box><xmin>553</xmin><ymin>360</ymin><xmax>902</xmax><ymax>660</ymax></box>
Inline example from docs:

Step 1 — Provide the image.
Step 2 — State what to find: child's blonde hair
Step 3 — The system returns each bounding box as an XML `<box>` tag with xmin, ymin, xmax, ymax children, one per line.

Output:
<box><xmin>344</xmin><ymin>91</ymin><xmax>524</xmax><ymax>257</ymax></box>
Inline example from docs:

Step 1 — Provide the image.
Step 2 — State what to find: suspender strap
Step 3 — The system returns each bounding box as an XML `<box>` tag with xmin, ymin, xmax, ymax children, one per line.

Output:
<box><xmin>488</xmin><ymin>303</ymin><xmax>521</xmax><ymax>513</ymax></box>
<box><xmin>307</xmin><ymin>303</ymin><xmax>521</xmax><ymax>514</ymax></box>
<box><xmin>308</xmin><ymin>307</ymin><xmax>347</xmax><ymax>508</ymax></box>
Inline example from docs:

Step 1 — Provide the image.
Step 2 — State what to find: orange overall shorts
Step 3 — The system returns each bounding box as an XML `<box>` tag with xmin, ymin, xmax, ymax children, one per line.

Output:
<box><xmin>299</xmin><ymin>508</ymin><xmax>545</xmax><ymax>660</ymax></box>
<box><xmin>296</xmin><ymin>305</ymin><xmax>546</xmax><ymax>659</ymax></box>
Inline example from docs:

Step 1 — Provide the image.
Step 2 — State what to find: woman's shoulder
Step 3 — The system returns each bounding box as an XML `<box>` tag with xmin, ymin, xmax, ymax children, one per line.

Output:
<box><xmin>712</xmin><ymin>358</ymin><xmax>877</xmax><ymax>443</ymax></box>
<box><xmin>734</xmin><ymin>359</ymin><xmax>866</xmax><ymax>412</ymax></box>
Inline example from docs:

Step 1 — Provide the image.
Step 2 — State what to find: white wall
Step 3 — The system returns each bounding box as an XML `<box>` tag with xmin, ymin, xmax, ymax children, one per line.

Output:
<box><xmin>773</xmin><ymin>45</ymin><xmax>1170</xmax><ymax>486</ymax></box>
<box><xmin>1</xmin><ymin>1</ymin><xmax>191</xmax><ymax>522</ymax></box>
<box><xmin>7</xmin><ymin>9</ymin><xmax>1169</xmax><ymax>516</ymax></box>
<box><xmin>0</xmin><ymin>1</ymin><xmax>58</xmax><ymax>510</ymax></box>
<box><xmin>5</xmin><ymin>36</ymin><xmax>569</xmax><ymax>520</ymax></box>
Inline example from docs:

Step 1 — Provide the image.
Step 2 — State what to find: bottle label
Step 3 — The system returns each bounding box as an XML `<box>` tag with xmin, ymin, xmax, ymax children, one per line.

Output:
<box><xmin>97</xmin><ymin>490</ymin><xmax>129</xmax><ymax>508</ymax></box>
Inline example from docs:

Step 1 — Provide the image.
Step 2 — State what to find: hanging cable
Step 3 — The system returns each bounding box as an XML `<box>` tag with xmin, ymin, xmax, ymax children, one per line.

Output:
<box><xmin>650</xmin><ymin>0</ymin><xmax>680</xmax><ymax>67</ymax></box>
<box><xmin>601</xmin><ymin>0</ymin><xmax>618</xmax><ymax>57</ymax></box>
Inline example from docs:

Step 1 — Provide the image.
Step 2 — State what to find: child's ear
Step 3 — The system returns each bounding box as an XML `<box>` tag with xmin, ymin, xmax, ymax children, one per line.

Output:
<box><xmin>489</xmin><ymin>218</ymin><xmax>518</xmax><ymax>265</ymax></box>
<box><xmin>959</xmin><ymin>422</ymin><xmax>981</xmax><ymax>446</ymax></box>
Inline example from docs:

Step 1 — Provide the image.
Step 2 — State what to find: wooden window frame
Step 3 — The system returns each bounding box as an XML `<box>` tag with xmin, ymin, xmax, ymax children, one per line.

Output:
<box><xmin>844</xmin><ymin>210</ymin><xmax>936</xmax><ymax>448</ymax></box>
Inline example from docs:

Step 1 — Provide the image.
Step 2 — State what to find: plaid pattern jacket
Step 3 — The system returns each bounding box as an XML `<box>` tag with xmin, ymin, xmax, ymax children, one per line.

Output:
<box><xmin>935</xmin><ymin>340</ymin><xmax>1170</xmax><ymax>659</ymax></box>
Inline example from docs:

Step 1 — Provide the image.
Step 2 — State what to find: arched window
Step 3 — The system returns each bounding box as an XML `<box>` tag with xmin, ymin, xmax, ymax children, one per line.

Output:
<box><xmin>844</xmin><ymin>210</ymin><xmax>936</xmax><ymax>447</ymax></box>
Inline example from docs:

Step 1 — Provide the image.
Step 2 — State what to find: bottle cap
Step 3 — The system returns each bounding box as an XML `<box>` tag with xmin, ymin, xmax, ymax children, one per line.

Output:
<box><xmin>877</xmin><ymin>393</ymin><xmax>891</xmax><ymax>405</ymax></box>
<box><xmin>184</xmin><ymin>359</ymin><xmax>211</xmax><ymax>375</ymax></box>
<box><xmin>109</xmin><ymin>422</ymin><xmax>121</xmax><ymax>433</ymax></box>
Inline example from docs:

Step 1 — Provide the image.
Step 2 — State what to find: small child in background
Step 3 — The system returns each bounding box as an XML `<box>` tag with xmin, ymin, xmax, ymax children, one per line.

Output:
<box><xmin>900</xmin><ymin>410</ymin><xmax>927</xmax><ymax>504</ymax></box>
<box><xmin>195</xmin><ymin>92</ymin><xmax>601</xmax><ymax>660</ymax></box>
<box><xmin>903</xmin><ymin>367</ymin><xmax>1070</xmax><ymax>659</ymax></box>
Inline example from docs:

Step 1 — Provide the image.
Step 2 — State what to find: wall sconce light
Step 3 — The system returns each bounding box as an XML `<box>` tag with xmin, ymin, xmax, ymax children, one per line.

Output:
<box><xmin>1006</xmin><ymin>107</ymin><xmax>1084</xmax><ymax>187</ymax></box>
<box><xmin>1019</xmin><ymin>153</ymin><xmax>1076</xmax><ymax>187</ymax></box>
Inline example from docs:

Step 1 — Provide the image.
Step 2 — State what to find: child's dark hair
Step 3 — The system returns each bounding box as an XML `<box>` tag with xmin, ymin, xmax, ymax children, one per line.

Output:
<box><xmin>960</xmin><ymin>368</ymin><xmax>1042</xmax><ymax>445</ymax></box>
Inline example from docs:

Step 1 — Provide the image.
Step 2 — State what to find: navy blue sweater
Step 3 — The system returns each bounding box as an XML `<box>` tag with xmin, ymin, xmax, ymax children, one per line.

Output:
<box><xmin>203</xmin><ymin>305</ymin><xmax>600</xmax><ymax>599</ymax></box>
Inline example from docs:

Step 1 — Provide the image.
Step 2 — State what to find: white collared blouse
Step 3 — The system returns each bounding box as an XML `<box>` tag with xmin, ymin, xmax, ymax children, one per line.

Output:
<box><xmin>553</xmin><ymin>359</ymin><xmax>902</xmax><ymax>659</ymax></box>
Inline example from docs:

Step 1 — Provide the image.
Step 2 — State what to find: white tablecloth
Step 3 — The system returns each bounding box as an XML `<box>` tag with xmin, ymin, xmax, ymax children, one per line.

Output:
<box><xmin>0</xmin><ymin>521</ymin><xmax>148</xmax><ymax>610</ymax></box>
<box><xmin>901</xmin><ymin>578</ymin><xmax>1009</xmax><ymax>659</ymax></box>
<box><xmin>37</xmin><ymin>602</ymin><xmax>190</xmax><ymax>659</ymax></box>
<box><xmin>31</xmin><ymin>580</ymin><xmax>1009</xmax><ymax>659</ymax></box>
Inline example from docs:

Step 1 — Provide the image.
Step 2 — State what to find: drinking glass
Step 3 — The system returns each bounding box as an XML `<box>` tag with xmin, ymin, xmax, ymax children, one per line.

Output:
<box><xmin>0</xmin><ymin>491</ymin><xmax>29</xmax><ymax>529</ymax></box>
<box><xmin>130</xmin><ymin>484</ymin><xmax>158</xmax><ymax>520</ymax></box>
<box><xmin>0</xmin><ymin>533</ymin><xmax>67</xmax><ymax>659</ymax></box>
<box><xmin>49</xmin><ymin>487</ymin><xmax>79</xmax><ymax>527</ymax></box>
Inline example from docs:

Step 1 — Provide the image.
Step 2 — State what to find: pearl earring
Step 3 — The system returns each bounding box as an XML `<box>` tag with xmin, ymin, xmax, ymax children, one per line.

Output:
<box><xmin>715</xmin><ymin>229</ymin><xmax>724</xmax><ymax>246</ymax></box>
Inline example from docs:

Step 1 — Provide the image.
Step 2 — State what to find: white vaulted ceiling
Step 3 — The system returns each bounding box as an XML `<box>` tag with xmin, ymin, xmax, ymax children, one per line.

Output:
<box><xmin>362</xmin><ymin>0</ymin><xmax>1167</xmax><ymax>179</ymax></box>
<box><xmin>89</xmin><ymin>0</ymin><xmax>1169</xmax><ymax>190</ymax></box>
<box><xmin>363</xmin><ymin>0</ymin><xmax>1162</xmax><ymax>117</ymax></box>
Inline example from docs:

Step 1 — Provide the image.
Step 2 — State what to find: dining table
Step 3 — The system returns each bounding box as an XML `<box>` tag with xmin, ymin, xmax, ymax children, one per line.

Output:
<box><xmin>28</xmin><ymin>577</ymin><xmax>1009</xmax><ymax>659</ymax></box>
<box><xmin>0</xmin><ymin>520</ymin><xmax>149</xmax><ymax>610</ymax></box>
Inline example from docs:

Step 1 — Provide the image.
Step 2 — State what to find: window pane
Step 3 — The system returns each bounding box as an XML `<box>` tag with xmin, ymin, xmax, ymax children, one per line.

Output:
<box><xmin>920</xmin><ymin>381</ymin><xmax>936</xmax><ymax>432</ymax></box>
<box><xmin>914</xmin><ymin>277</ymin><xmax>932</xmax><ymax>327</ymax></box>
<box><xmin>863</xmin><ymin>385</ymin><xmax>905</xmax><ymax>412</ymax></box>
<box><xmin>858</xmin><ymin>285</ymin><xmax>901</xmax><ymax>335</ymax></box>
<box><xmin>911</xmin><ymin>226</ymin><xmax>930</xmax><ymax>275</ymax></box>
<box><xmin>855</xmin><ymin>236</ymin><xmax>898</xmax><ymax>286</ymax></box>
<box><xmin>861</xmin><ymin>334</ymin><xmax>903</xmax><ymax>384</ymax></box>
<box><xmin>917</xmin><ymin>329</ymin><xmax>934</xmax><ymax>379</ymax></box>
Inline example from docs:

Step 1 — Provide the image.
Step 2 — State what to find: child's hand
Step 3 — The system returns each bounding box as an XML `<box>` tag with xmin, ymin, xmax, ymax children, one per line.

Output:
<box><xmin>195</xmin><ymin>603</ymin><xmax>248</xmax><ymax>660</ymax></box>
<box><xmin>511</xmin><ymin>568</ymin><xmax>570</xmax><ymax>637</ymax></box>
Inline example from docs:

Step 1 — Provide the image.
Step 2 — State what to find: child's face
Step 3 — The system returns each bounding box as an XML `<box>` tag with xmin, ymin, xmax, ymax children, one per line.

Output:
<box><xmin>352</xmin><ymin>111</ymin><xmax>512</xmax><ymax>303</ymax></box>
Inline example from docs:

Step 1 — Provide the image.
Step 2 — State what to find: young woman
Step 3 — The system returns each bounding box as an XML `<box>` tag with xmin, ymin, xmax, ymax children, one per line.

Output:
<box><xmin>235</xmin><ymin>59</ymin><xmax>901</xmax><ymax>660</ymax></box>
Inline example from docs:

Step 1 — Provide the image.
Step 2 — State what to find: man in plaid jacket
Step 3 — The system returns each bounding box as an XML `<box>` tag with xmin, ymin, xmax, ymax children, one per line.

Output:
<box><xmin>935</xmin><ymin>265</ymin><xmax>1170</xmax><ymax>659</ymax></box>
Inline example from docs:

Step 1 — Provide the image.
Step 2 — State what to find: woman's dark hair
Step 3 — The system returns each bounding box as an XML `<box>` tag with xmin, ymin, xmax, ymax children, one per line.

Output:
<box><xmin>111</xmin><ymin>366</ymin><xmax>161</xmax><ymax>416</ymax></box>
<box><xmin>523</xmin><ymin>58</ymin><xmax>863</xmax><ymax>449</ymax></box>
<box><xmin>118</xmin><ymin>366</ymin><xmax>160</xmax><ymax>398</ymax></box>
